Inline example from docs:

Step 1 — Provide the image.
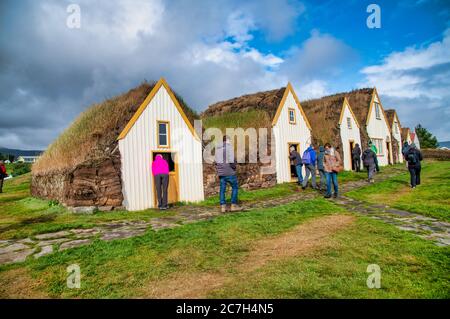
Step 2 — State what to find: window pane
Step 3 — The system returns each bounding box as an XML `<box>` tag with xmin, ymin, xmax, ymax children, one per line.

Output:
<box><xmin>159</xmin><ymin>123</ymin><xmax>167</xmax><ymax>134</ymax></box>
<box><xmin>159</xmin><ymin>134</ymin><xmax>167</xmax><ymax>146</ymax></box>
<box><xmin>347</xmin><ymin>117</ymin><xmax>352</xmax><ymax>129</ymax></box>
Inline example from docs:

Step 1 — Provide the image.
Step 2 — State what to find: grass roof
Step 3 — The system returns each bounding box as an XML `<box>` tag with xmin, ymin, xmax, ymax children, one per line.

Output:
<box><xmin>384</xmin><ymin>109</ymin><xmax>401</xmax><ymax>130</ymax></box>
<box><xmin>201</xmin><ymin>87</ymin><xmax>286</xmax><ymax>129</ymax></box>
<box><xmin>33</xmin><ymin>81</ymin><xmax>198</xmax><ymax>174</ymax></box>
<box><xmin>301</xmin><ymin>95</ymin><xmax>345</xmax><ymax>147</ymax></box>
<box><xmin>401</xmin><ymin>127</ymin><xmax>411</xmax><ymax>142</ymax></box>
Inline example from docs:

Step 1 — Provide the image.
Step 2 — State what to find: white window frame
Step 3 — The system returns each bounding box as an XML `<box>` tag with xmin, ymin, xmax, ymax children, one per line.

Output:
<box><xmin>288</xmin><ymin>108</ymin><xmax>296</xmax><ymax>124</ymax></box>
<box><xmin>157</xmin><ymin>121</ymin><xmax>170</xmax><ymax>148</ymax></box>
<box><xmin>347</xmin><ymin>117</ymin><xmax>352</xmax><ymax>129</ymax></box>
<box><xmin>374</xmin><ymin>102</ymin><xmax>381</xmax><ymax>119</ymax></box>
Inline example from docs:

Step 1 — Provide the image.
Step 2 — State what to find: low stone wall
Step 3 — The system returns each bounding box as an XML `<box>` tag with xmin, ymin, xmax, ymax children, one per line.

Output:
<box><xmin>203</xmin><ymin>162</ymin><xmax>276</xmax><ymax>197</ymax></box>
<box><xmin>31</xmin><ymin>155</ymin><xmax>123</xmax><ymax>210</ymax></box>
<box><xmin>422</xmin><ymin>148</ymin><xmax>450</xmax><ymax>160</ymax></box>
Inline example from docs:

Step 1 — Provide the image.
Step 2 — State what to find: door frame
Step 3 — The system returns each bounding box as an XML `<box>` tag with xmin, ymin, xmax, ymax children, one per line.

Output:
<box><xmin>349</xmin><ymin>139</ymin><xmax>355</xmax><ymax>170</ymax></box>
<box><xmin>151</xmin><ymin>150</ymin><xmax>179</xmax><ymax>207</ymax></box>
<box><xmin>287</xmin><ymin>142</ymin><xmax>300</xmax><ymax>182</ymax></box>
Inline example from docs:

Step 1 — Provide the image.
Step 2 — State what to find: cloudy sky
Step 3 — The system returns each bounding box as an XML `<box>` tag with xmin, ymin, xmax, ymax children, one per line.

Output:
<box><xmin>1</xmin><ymin>0</ymin><xmax>449</xmax><ymax>150</ymax></box>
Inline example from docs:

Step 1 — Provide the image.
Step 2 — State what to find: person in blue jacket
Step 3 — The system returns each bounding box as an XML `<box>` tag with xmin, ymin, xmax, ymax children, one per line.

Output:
<box><xmin>302</xmin><ymin>144</ymin><xmax>317</xmax><ymax>190</ymax></box>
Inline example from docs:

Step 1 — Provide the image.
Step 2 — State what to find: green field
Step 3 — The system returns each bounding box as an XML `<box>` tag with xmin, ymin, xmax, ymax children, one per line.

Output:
<box><xmin>0</xmin><ymin>162</ymin><xmax>448</xmax><ymax>298</ymax></box>
<box><xmin>346</xmin><ymin>161</ymin><xmax>450</xmax><ymax>221</ymax></box>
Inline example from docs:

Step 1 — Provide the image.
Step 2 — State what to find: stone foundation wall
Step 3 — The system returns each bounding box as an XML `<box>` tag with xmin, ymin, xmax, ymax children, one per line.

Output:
<box><xmin>203</xmin><ymin>162</ymin><xmax>276</xmax><ymax>197</ymax></box>
<box><xmin>31</xmin><ymin>155</ymin><xmax>123</xmax><ymax>210</ymax></box>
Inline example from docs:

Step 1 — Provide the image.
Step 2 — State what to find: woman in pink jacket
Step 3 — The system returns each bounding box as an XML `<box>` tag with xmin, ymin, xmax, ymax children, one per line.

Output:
<box><xmin>152</xmin><ymin>154</ymin><xmax>170</xmax><ymax>209</ymax></box>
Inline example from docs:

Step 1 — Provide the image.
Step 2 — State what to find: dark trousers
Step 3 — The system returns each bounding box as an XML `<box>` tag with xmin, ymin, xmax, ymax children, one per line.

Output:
<box><xmin>155</xmin><ymin>174</ymin><xmax>169</xmax><ymax>208</ymax></box>
<box><xmin>408</xmin><ymin>166</ymin><xmax>421</xmax><ymax>187</ymax></box>
<box><xmin>0</xmin><ymin>177</ymin><xmax>3</xmax><ymax>193</ymax></box>
<box><xmin>353</xmin><ymin>158</ymin><xmax>361</xmax><ymax>172</ymax></box>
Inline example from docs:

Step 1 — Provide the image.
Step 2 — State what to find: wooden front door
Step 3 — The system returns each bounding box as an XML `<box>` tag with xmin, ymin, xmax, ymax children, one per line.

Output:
<box><xmin>349</xmin><ymin>141</ymin><xmax>355</xmax><ymax>170</ymax></box>
<box><xmin>386</xmin><ymin>142</ymin><xmax>392</xmax><ymax>165</ymax></box>
<box><xmin>152</xmin><ymin>151</ymin><xmax>179</xmax><ymax>206</ymax></box>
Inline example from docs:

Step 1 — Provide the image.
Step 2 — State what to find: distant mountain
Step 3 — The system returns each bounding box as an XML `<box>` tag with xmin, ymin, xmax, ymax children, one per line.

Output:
<box><xmin>0</xmin><ymin>147</ymin><xmax>43</xmax><ymax>157</ymax></box>
<box><xmin>438</xmin><ymin>141</ymin><xmax>450</xmax><ymax>148</ymax></box>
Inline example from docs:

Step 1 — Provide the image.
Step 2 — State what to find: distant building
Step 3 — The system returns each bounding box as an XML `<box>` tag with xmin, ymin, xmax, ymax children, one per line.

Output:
<box><xmin>16</xmin><ymin>155</ymin><xmax>40</xmax><ymax>163</ymax></box>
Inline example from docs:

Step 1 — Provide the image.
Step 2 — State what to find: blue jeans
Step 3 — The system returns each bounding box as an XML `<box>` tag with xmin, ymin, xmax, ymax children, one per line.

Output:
<box><xmin>219</xmin><ymin>175</ymin><xmax>238</xmax><ymax>205</ymax></box>
<box><xmin>325</xmin><ymin>172</ymin><xmax>338</xmax><ymax>196</ymax></box>
<box><xmin>295</xmin><ymin>164</ymin><xmax>303</xmax><ymax>183</ymax></box>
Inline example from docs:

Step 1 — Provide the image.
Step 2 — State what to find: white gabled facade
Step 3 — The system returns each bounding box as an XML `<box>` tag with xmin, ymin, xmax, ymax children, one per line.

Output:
<box><xmin>339</xmin><ymin>98</ymin><xmax>362</xmax><ymax>171</ymax></box>
<box><xmin>272</xmin><ymin>83</ymin><xmax>312</xmax><ymax>183</ymax></box>
<box><xmin>412</xmin><ymin>130</ymin><xmax>421</xmax><ymax>149</ymax></box>
<box><xmin>365</xmin><ymin>89</ymin><xmax>393</xmax><ymax>166</ymax></box>
<box><xmin>118</xmin><ymin>78</ymin><xmax>204</xmax><ymax>211</ymax></box>
<box><xmin>390</xmin><ymin>112</ymin><xmax>403</xmax><ymax>163</ymax></box>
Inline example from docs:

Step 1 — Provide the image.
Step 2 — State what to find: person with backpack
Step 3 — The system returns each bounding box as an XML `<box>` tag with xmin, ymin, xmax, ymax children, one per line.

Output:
<box><xmin>317</xmin><ymin>145</ymin><xmax>326</xmax><ymax>191</ymax></box>
<box><xmin>302</xmin><ymin>144</ymin><xmax>317</xmax><ymax>190</ymax></box>
<box><xmin>351</xmin><ymin>143</ymin><xmax>361</xmax><ymax>172</ymax></box>
<box><xmin>406</xmin><ymin>143</ymin><xmax>423</xmax><ymax>188</ymax></box>
<box><xmin>323</xmin><ymin>143</ymin><xmax>342</xmax><ymax>198</ymax></box>
<box><xmin>0</xmin><ymin>160</ymin><xmax>8</xmax><ymax>193</ymax></box>
<box><xmin>289</xmin><ymin>146</ymin><xmax>303</xmax><ymax>185</ymax></box>
<box><xmin>362</xmin><ymin>145</ymin><xmax>377</xmax><ymax>183</ymax></box>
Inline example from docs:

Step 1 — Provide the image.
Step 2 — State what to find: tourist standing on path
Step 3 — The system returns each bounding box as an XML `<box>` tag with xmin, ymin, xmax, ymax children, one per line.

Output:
<box><xmin>362</xmin><ymin>146</ymin><xmax>377</xmax><ymax>183</ymax></box>
<box><xmin>323</xmin><ymin>143</ymin><xmax>342</xmax><ymax>199</ymax></box>
<box><xmin>152</xmin><ymin>154</ymin><xmax>170</xmax><ymax>210</ymax></box>
<box><xmin>317</xmin><ymin>145</ymin><xmax>326</xmax><ymax>191</ymax></box>
<box><xmin>216</xmin><ymin>135</ymin><xmax>242</xmax><ymax>213</ymax></box>
<box><xmin>406</xmin><ymin>143</ymin><xmax>423</xmax><ymax>189</ymax></box>
<box><xmin>289</xmin><ymin>146</ymin><xmax>303</xmax><ymax>185</ymax></box>
<box><xmin>0</xmin><ymin>160</ymin><xmax>7</xmax><ymax>193</ymax></box>
<box><xmin>352</xmin><ymin>143</ymin><xmax>361</xmax><ymax>172</ymax></box>
<box><xmin>302</xmin><ymin>144</ymin><xmax>317</xmax><ymax>190</ymax></box>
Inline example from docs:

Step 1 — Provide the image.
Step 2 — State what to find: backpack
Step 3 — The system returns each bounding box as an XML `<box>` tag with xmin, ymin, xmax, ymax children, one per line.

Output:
<box><xmin>362</xmin><ymin>150</ymin><xmax>374</xmax><ymax>166</ymax></box>
<box><xmin>302</xmin><ymin>150</ymin><xmax>312</xmax><ymax>165</ymax></box>
<box><xmin>407</xmin><ymin>151</ymin><xmax>417</xmax><ymax>165</ymax></box>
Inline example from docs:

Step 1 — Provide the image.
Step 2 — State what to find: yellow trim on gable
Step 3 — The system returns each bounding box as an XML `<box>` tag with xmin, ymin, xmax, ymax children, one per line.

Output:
<box><xmin>117</xmin><ymin>78</ymin><xmax>200</xmax><ymax>141</ymax></box>
<box><xmin>339</xmin><ymin>97</ymin><xmax>361</xmax><ymax>129</ymax></box>
<box><xmin>366</xmin><ymin>88</ymin><xmax>391</xmax><ymax>131</ymax></box>
<box><xmin>271</xmin><ymin>82</ymin><xmax>312</xmax><ymax>130</ymax></box>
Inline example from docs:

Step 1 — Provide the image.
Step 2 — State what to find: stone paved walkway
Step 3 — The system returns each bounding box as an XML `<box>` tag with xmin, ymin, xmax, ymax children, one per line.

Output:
<box><xmin>1</xmin><ymin>167</ymin><xmax>447</xmax><ymax>265</ymax></box>
<box><xmin>332</xmin><ymin>196</ymin><xmax>450</xmax><ymax>247</ymax></box>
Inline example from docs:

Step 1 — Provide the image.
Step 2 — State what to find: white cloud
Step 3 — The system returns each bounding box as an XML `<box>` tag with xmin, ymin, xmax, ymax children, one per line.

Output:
<box><xmin>360</xmin><ymin>29</ymin><xmax>450</xmax><ymax>140</ymax></box>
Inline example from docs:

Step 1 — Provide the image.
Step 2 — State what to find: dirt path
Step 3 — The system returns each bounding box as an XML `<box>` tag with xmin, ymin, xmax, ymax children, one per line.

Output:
<box><xmin>141</xmin><ymin>214</ymin><xmax>355</xmax><ymax>298</ymax></box>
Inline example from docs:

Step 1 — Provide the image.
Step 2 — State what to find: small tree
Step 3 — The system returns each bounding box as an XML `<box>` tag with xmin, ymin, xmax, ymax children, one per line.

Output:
<box><xmin>415</xmin><ymin>124</ymin><xmax>439</xmax><ymax>149</ymax></box>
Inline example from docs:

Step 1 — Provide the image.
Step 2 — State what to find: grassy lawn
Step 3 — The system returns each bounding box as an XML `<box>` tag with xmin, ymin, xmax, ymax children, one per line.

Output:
<box><xmin>346</xmin><ymin>161</ymin><xmax>450</xmax><ymax>222</ymax></box>
<box><xmin>0</xmin><ymin>198</ymin><xmax>448</xmax><ymax>298</ymax></box>
<box><xmin>0</xmin><ymin>166</ymin><xmax>387</xmax><ymax>239</ymax></box>
<box><xmin>0</xmin><ymin>174</ymin><xmax>174</xmax><ymax>240</ymax></box>
<box><xmin>0</xmin><ymin>162</ymin><xmax>448</xmax><ymax>298</ymax></box>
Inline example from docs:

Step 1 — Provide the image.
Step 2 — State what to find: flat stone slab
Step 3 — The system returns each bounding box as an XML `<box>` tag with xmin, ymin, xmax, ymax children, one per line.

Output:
<box><xmin>0</xmin><ymin>243</ymin><xmax>29</xmax><ymax>254</ymax></box>
<box><xmin>37</xmin><ymin>238</ymin><xmax>70</xmax><ymax>247</ymax></box>
<box><xmin>59</xmin><ymin>239</ymin><xmax>91</xmax><ymax>251</ymax></box>
<box><xmin>35</xmin><ymin>231</ymin><xmax>71</xmax><ymax>240</ymax></box>
<box><xmin>0</xmin><ymin>248</ymin><xmax>35</xmax><ymax>264</ymax></box>
<box><xmin>34</xmin><ymin>245</ymin><xmax>53</xmax><ymax>259</ymax></box>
